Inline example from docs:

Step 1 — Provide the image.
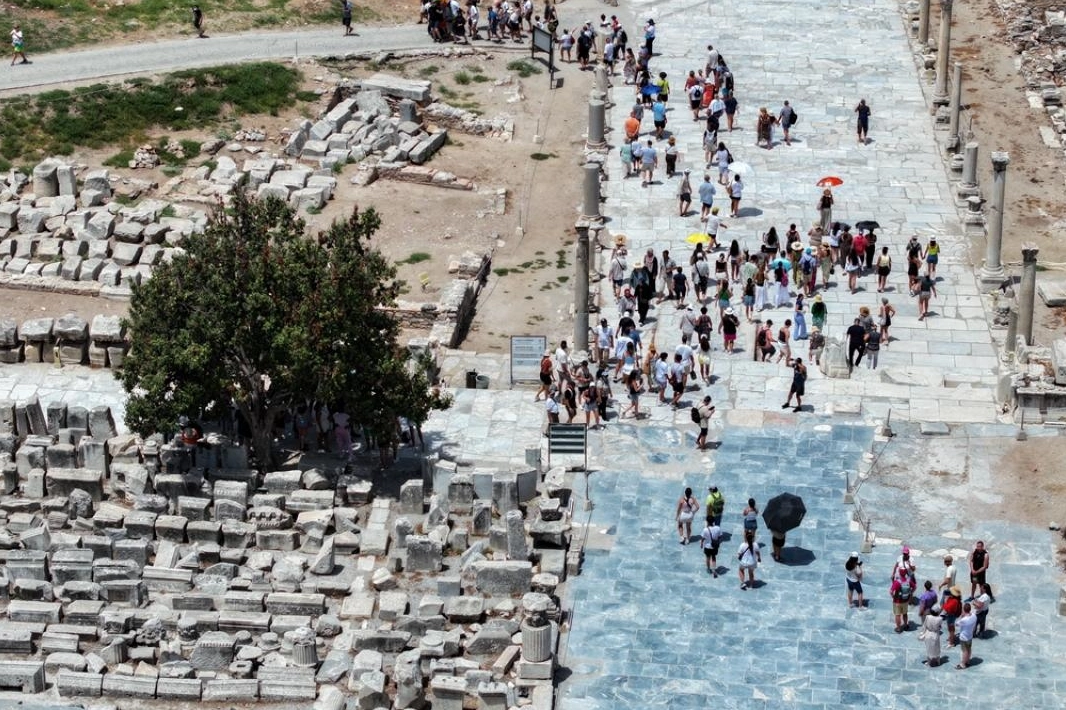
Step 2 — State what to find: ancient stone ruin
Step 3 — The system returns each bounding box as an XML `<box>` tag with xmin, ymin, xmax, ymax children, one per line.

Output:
<box><xmin>0</xmin><ymin>400</ymin><xmax>576</xmax><ymax>708</ymax></box>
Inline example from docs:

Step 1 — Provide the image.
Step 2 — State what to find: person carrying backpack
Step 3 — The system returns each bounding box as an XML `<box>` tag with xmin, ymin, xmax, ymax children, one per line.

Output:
<box><xmin>705</xmin><ymin>485</ymin><xmax>725</xmax><ymax>525</ymax></box>
<box><xmin>700</xmin><ymin>516</ymin><xmax>723</xmax><ymax>576</ymax></box>
<box><xmin>890</xmin><ymin>568</ymin><xmax>916</xmax><ymax>633</ymax></box>
<box><xmin>692</xmin><ymin>395</ymin><xmax>715</xmax><ymax>450</ymax></box>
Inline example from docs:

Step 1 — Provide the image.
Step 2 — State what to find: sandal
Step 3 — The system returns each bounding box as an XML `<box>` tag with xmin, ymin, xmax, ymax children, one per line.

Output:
<box><xmin>955</xmin><ymin>664</ymin><xmax>966</xmax><ymax>670</ymax></box>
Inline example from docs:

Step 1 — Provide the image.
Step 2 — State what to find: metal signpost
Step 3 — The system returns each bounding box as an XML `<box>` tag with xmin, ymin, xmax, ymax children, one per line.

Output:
<box><xmin>531</xmin><ymin>26</ymin><xmax>556</xmax><ymax>89</ymax></box>
<box><xmin>510</xmin><ymin>335</ymin><xmax>547</xmax><ymax>385</ymax></box>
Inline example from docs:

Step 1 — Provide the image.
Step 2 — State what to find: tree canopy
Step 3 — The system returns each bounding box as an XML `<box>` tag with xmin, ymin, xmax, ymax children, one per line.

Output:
<box><xmin>119</xmin><ymin>191</ymin><xmax>448</xmax><ymax>469</ymax></box>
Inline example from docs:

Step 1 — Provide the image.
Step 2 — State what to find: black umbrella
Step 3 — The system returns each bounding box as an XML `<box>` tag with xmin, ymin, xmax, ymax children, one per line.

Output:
<box><xmin>855</xmin><ymin>220</ymin><xmax>881</xmax><ymax>232</ymax></box>
<box><xmin>761</xmin><ymin>493</ymin><xmax>807</xmax><ymax>533</ymax></box>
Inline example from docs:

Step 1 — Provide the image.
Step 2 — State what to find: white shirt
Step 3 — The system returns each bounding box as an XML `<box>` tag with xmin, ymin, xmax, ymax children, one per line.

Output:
<box><xmin>738</xmin><ymin>540</ymin><xmax>759</xmax><ymax>566</ymax></box>
<box><xmin>545</xmin><ymin>398</ymin><xmax>560</xmax><ymax>415</ymax></box>
<box><xmin>706</xmin><ymin>215</ymin><xmax>722</xmax><ymax>236</ymax></box>
<box><xmin>653</xmin><ymin>358</ymin><xmax>669</xmax><ymax>384</ymax></box>
<box><xmin>554</xmin><ymin>348</ymin><xmax>569</xmax><ymax>371</ymax></box>
<box><xmin>710</xmin><ymin>97</ymin><xmax>725</xmax><ymax>115</ymax></box>
<box><xmin>701</xmin><ymin>524</ymin><xmax>721</xmax><ymax>548</ymax></box>
<box><xmin>596</xmin><ymin>325</ymin><xmax>613</xmax><ymax>347</ymax></box>
<box><xmin>675</xmin><ymin>343</ymin><xmax>694</xmax><ymax>367</ymax></box>
<box><xmin>942</xmin><ymin>563</ymin><xmax>957</xmax><ymax>588</ymax></box>
<box><xmin>730</xmin><ymin>181</ymin><xmax>743</xmax><ymax>198</ymax></box>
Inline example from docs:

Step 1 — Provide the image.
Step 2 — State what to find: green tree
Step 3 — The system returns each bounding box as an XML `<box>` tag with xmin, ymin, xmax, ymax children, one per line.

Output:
<box><xmin>119</xmin><ymin>191</ymin><xmax>449</xmax><ymax>469</ymax></box>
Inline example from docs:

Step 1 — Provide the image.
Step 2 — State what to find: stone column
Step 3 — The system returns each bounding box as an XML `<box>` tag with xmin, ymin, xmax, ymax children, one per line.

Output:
<box><xmin>582</xmin><ymin>163</ymin><xmax>601</xmax><ymax>220</ymax></box>
<box><xmin>957</xmin><ymin>141</ymin><xmax>979</xmax><ymax>200</ymax></box>
<box><xmin>594</xmin><ymin>64</ymin><xmax>609</xmax><ymax>101</ymax></box>
<box><xmin>521</xmin><ymin>593</ymin><xmax>553</xmax><ymax>662</ymax></box>
<box><xmin>291</xmin><ymin>628</ymin><xmax>318</xmax><ymax>667</ymax></box>
<box><xmin>1006</xmin><ymin>305</ymin><xmax>1019</xmax><ymax>355</ymax></box>
<box><xmin>948</xmin><ymin>62</ymin><xmax>963</xmax><ymax>149</ymax></box>
<box><xmin>979</xmin><ymin>152</ymin><xmax>1009</xmax><ymax>289</ymax></box>
<box><xmin>1019</xmin><ymin>245</ymin><xmax>1039</xmax><ymax>346</ymax></box>
<box><xmin>586</xmin><ymin>99</ymin><xmax>606</xmax><ymax>148</ymax></box>
<box><xmin>918</xmin><ymin>0</ymin><xmax>931</xmax><ymax>45</ymax></box>
<box><xmin>573</xmin><ymin>219</ymin><xmax>590</xmax><ymax>353</ymax></box>
<box><xmin>933</xmin><ymin>0</ymin><xmax>953</xmax><ymax>105</ymax></box>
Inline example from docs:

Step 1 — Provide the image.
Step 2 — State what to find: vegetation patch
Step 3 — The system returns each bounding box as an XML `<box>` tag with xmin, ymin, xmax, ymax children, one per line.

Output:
<box><xmin>506</xmin><ymin>60</ymin><xmax>542</xmax><ymax>78</ymax></box>
<box><xmin>0</xmin><ymin>63</ymin><xmax>301</xmax><ymax>165</ymax></box>
<box><xmin>398</xmin><ymin>252</ymin><xmax>432</xmax><ymax>265</ymax></box>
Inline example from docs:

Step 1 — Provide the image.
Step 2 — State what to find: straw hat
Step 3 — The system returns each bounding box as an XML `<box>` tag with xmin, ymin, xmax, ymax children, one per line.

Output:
<box><xmin>791</xmin><ymin>241</ymin><xmax>804</xmax><ymax>252</ymax></box>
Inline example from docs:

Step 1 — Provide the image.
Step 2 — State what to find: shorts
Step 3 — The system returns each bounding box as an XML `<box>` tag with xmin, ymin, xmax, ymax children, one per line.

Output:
<box><xmin>690</xmin><ymin>99</ymin><xmax>701</xmax><ymax>110</ymax></box>
<box><xmin>699</xmin><ymin>426</ymin><xmax>708</xmax><ymax>437</ymax></box>
<box><xmin>724</xmin><ymin>333</ymin><xmax>736</xmax><ymax>343</ymax></box>
<box><xmin>790</xmin><ymin>382</ymin><xmax>804</xmax><ymax>397</ymax></box>
<box><xmin>927</xmin><ymin>254</ymin><xmax>938</xmax><ymax>264</ymax></box>
<box><xmin>961</xmin><ymin>640</ymin><xmax>972</xmax><ymax>652</ymax></box>
<box><xmin>612</xmin><ymin>278</ymin><xmax>624</xmax><ymax>288</ymax></box>
<box><xmin>697</xmin><ymin>353</ymin><xmax>711</xmax><ymax>365</ymax></box>
<box><xmin>671</xmin><ymin>382</ymin><xmax>684</xmax><ymax>394</ymax></box>
<box><xmin>703</xmin><ymin>545</ymin><xmax>719</xmax><ymax>558</ymax></box>
<box><xmin>970</xmin><ymin>572</ymin><xmax>986</xmax><ymax>586</ymax></box>
<box><xmin>628</xmin><ymin>392</ymin><xmax>639</xmax><ymax>405</ymax></box>
<box><xmin>743</xmin><ymin>295</ymin><xmax>754</xmax><ymax>306</ymax></box>
<box><xmin>919</xmin><ymin>292</ymin><xmax>931</xmax><ymax>302</ymax></box>
<box><xmin>680</xmin><ymin>192</ymin><xmax>691</xmax><ymax>202</ymax></box>
<box><xmin>878</xmin><ymin>266</ymin><xmax>891</xmax><ymax>277</ymax></box>
<box><xmin>892</xmin><ymin>601</ymin><xmax>909</xmax><ymax>616</ymax></box>
<box><xmin>846</xmin><ymin>579</ymin><xmax>863</xmax><ymax>593</ymax></box>
<box><xmin>539</xmin><ymin>373</ymin><xmax>551</xmax><ymax>386</ymax></box>
<box><xmin>944</xmin><ymin>614</ymin><xmax>958</xmax><ymax>626</ymax></box>
<box><xmin>654</xmin><ymin>120</ymin><xmax>666</xmax><ymax>129</ymax></box>
<box><xmin>702</xmin><ymin>202</ymin><xmax>713</xmax><ymax>209</ymax></box>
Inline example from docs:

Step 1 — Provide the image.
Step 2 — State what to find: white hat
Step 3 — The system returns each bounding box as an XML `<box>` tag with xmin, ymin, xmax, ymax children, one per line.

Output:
<box><xmin>724</xmin><ymin>307</ymin><xmax>735</xmax><ymax>316</ymax></box>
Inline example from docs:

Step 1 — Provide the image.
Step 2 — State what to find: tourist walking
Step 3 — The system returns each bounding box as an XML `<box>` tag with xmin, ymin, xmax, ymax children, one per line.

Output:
<box><xmin>793</xmin><ymin>298</ymin><xmax>808</xmax><ymax>340</ymax></box>
<box><xmin>878</xmin><ymin>297</ymin><xmax>895</xmax><ymax>346</ymax></box>
<box><xmin>705</xmin><ymin>485</ymin><xmax>725</xmax><ymax>525</ymax></box>
<box><xmin>855</xmin><ymin>98</ymin><xmax>870</xmax><ymax>144</ymax></box>
<box><xmin>699</xmin><ymin>174</ymin><xmax>716</xmax><ymax>221</ymax></box>
<box><xmin>341</xmin><ymin>0</ymin><xmax>354</xmax><ymax>35</ymax></box>
<box><xmin>10</xmin><ymin>24</ymin><xmax>28</xmax><ymax>64</ymax></box>
<box><xmin>640</xmin><ymin>139</ymin><xmax>657</xmax><ymax>187</ymax></box>
<box><xmin>775</xmin><ymin>319</ymin><xmax>792</xmax><ymax>366</ymax></box>
<box><xmin>715</xmin><ymin>142</ymin><xmax>731</xmax><ymax>185</ymax></box>
<box><xmin>678</xmin><ymin>169</ymin><xmax>692</xmax><ymax>216</ymax></box>
<box><xmin>875</xmin><ymin>246</ymin><xmax>891</xmax><ymax>291</ymax></box>
<box><xmin>810</xmin><ymin>294</ymin><xmax>827</xmax><ymax>331</ymax></box>
<box><xmin>755</xmin><ymin>107</ymin><xmax>775</xmax><ymax>148</ymax></box>
<box><xmin>720</xmin><ymin>307</ymin><xmax>739</xmax><ymax>354</ymax></box>
<box><xmin>808</xmin><ymin>326</ymin><xmax>825</xmax><ymax>366</ymax></box>
<box><xmin>782</xmin><ymin>358</ymin><xmax>807</xmax><ymax>412</ymax></box>
<box><xmin>917</xmin><ymin>270</ymin><xmax>937</xmax><ymax>320</ymax></box>
<box><xmin>693</xmin><ymin>395</ymin><xmax>715</xmax><ymax>450</ymax></box>
<box><xmin>701</xmin><ymin>517</ymin><xmax>723</xmax><ymax>576</ymax></box>
<box><xmin>742</xmin><ymin>498</ymin><xmax>759</xmax><ymax>533</ymax></box>
<box><xmin>737</xmin><ymin>530</ymin><xmax>761</xmax><ymax>590</ymax></box>
<box><xmin>956</xmin><ymin>603</ymin><xmax>977</xmax><ymax>669</ymax></box>
<box><xmin>622</xmin><ymin>368</ymin><xmax>643</xmax><ymax>419</ymax></box>
<box><xmin>845</xmin><ymin>552</ymin><xmax>865</xmax><ymax>608</ymax></box>
<box><xmin>920</xmin><ymin>606</ymin><xmax>944</xmax><ymax>667</ymax></box>
<box><xmin>969</xmin><ymin>540</ymin><xmax>992</xmax><ymax>600</ymax></box>
<box><xmin>846</xmin><ymin>318</ymin><xmax>866</xmax><ymax>371</ymax></box>
<box><xmin>864</xmin><ymin>327</ymin><xmax>881</xmax><ymax>369</ymax></box>
<box><xmin>923</xmin><ymin>237</ymin><xmax>940</xmax><ymax>279</ymax></box>
<box><xmin>192</xmin><ymin>6</ymin><xmax>206</xmax><ymax>38</ymax></box>
<box><xmin>778</xmin><ymin>101</ymin><xmax>795</xmax><ymax>145</ymax></box>
<box><xmin>676</xmin><ymin>487</ymin><xmax>699</xmax><ymax>544</ymax></box>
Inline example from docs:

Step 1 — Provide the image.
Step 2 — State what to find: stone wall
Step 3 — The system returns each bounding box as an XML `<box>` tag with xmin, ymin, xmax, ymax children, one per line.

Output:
<box><xmin>0</xmin><ymin>314</ymin><xmax>127</xmax><ymax>368</ymax></box>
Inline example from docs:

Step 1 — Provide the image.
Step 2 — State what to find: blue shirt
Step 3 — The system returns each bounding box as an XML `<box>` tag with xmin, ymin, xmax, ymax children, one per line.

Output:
<box><xmin>698</xmin><ymin>182</ymin><xmax>715</xmax><ymax>205</ymax></box>
<box><xmin>651</xmin><ymin>102</ymin><xmax>667</xmax><ymax>122</ymax></box>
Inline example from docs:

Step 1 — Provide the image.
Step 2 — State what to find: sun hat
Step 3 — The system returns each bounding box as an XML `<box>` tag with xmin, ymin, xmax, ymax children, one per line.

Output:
<box><xmin>901</xmin><ymin>546</ymin><xmax>911</xmax><ymax>555</ymax></box>
<box><xmin>686</xmin><ymin>305</ymin><xmax>694</xmax><ymax>311</ymax></box>
<box><xmin>849</xmin><ymin>551</ymin><xmax>859</xmax><ymax>559</ymax></box>
<box><xmin>543</xmin><ymin>349</ymin><xmax>551</xmax><ymax>356</ymax></box>
<box><xmin>791</xmin><ymin>241</ymin><xmax>803</xmax><ymax>251</ymax></box>
<box><xmin>684</xmin><ymin>168</ymin><xmax>691</xmax><ymax>174</ymax></box>
<box><xmin>724</xmin><ymin>307</ymin><xmax>735</xmax><ymax>316</ymax></box>
<box><xmin>711</xmin><ymin>207</ymin><xmax>719</xmax><ymax>214</ymax></box>
<box><xmin>950</xmin><ymin>586</ymin><xmax>962</xmax><ymax>597</ymax></box>
<box><xmin>811</xmin><ymin>326</ymin><xmax>820</xmax><ymax>333</ymax></box>
<box><xmin>814</xmin><ymin>294</ymin><xmax>822</xmax><ymax>302</ymax></box>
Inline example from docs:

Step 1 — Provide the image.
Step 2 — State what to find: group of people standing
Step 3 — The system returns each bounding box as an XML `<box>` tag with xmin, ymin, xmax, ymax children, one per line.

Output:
<box><xmin>845</xmin><ymin>542</ymin><xmax>995</xmax><ymax>670</ymax></box>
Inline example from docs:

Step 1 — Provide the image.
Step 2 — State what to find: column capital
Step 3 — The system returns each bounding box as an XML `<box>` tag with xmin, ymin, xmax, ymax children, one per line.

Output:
<box><xmin>1022</xmin><ymin>244</ymin><xmax>1040</xmax><ymax>263</ymax></box>
<box><xmin>990</xmin><ymin>151</ymin><xmax>1010</xmax><ymax>171</ymax></box>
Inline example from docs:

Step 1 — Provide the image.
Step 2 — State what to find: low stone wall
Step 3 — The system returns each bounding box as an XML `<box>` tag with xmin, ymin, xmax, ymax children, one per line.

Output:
<box><xmin>0</xmin><ymin>314</ymin><xmax>128</xmax><ymax>368</ymax></box>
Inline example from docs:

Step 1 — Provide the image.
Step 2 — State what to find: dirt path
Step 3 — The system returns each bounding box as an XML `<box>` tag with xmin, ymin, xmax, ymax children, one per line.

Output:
<box><xmin>950</xmin><ymin>0</ymin><xmax>1066</xmax><ymax>342</ymax></box>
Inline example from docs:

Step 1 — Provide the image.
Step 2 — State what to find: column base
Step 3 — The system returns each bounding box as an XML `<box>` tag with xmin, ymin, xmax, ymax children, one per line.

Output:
<box><xmin>979</xmin><ymin>265</ymin><xmax>1007</xmax><ymax>291</ymax></box>
<box><xmin>932</xmin><ymin>92</ymin><xmax>950</xmax><ymax>107</ymax></box>
<box><xmin>955</xmin><ymin>183</ymin><xmax>979</xmax><ymax>200</ymax></box>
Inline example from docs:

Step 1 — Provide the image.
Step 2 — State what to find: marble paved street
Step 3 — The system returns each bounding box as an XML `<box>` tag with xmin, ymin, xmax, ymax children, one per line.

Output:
<box><xmin>558</xmin><ymin>420</ymin><xmax>1066</xmax><ymax>710</ymax></box>
<box><xmin>593</xmin><ymin>0</ymin><xmax>1001</xmax><ymax>424</ymax></box>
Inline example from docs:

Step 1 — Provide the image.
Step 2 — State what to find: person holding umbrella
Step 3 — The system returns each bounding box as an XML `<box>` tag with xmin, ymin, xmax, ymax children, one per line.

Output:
<box><xmin>817</xmin><ymin>189</ymin><xmax>834</xmax><ymax>232</ymax></box>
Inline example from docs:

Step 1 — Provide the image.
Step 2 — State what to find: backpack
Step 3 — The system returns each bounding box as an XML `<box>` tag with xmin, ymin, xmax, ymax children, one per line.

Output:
<box><xmin>691</xmin><ymin>85</ymin><xmax>702</xmax><ymax>101</ymax></box>
<box><xmin>690</xmin><ymin>406</ymin><xmax>702</xmax><ymax>424</ymax></box>
<box><xmin>801</xmin><ymin>257</ymin><xmax>812</xmax><ymax>274</ymax></box>
<box><xmin>756</xmin><ymin>328</ymin><xmax>768</xmax><ymax>347</ymax></box>
<box><xmin>789</xmin><ymin>110</ymin><xmax>798</xmax><ymax>127</ymax></box>
<box><xmin>895</xmin><ymin>577</ymin><xmax>913</xmax><ymax>601</ymax></box>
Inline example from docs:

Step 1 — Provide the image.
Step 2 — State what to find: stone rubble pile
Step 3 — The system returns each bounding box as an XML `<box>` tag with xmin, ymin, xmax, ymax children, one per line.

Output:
<box><xmin>233</xmin><ymin>129</ymin><xmax>267</xmax><ymax>143</ymax></box>
<box><xmin>284</xmin><ymin>88</ymin><xmax>448</xmax><ymax>173</ymax></box>
<box><xmin>130</xmin><ymin>146</ymin><xmax>161</xmax><ymax>170</ymax></box>
<box><xmin>0</xmin><ymin>404</ymin><xmax>575</xmax><ymax>709</ymax></box>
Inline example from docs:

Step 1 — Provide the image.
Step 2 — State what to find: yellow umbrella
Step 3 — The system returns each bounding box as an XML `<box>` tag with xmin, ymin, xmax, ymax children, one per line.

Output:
<box><xmin>686</xmin><ymin>232</ymin><xmax>710</xmax><ymax>244</ymax></box>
